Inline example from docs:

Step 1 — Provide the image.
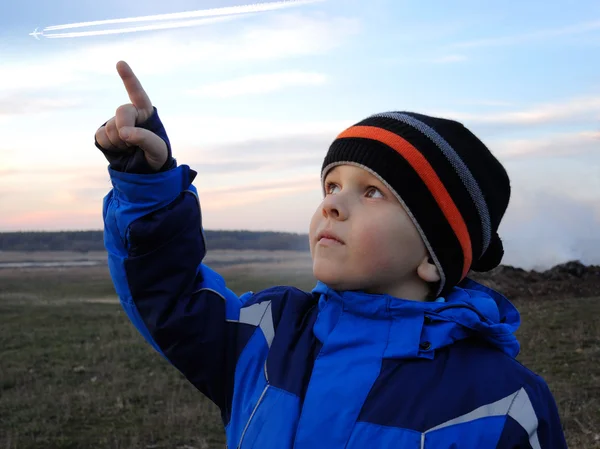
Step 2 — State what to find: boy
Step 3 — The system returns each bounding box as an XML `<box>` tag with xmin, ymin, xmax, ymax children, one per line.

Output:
<box><xmin>95</xmin><ymin>61</ymin><xmax>568</xmax><ymax>448</ymax></box>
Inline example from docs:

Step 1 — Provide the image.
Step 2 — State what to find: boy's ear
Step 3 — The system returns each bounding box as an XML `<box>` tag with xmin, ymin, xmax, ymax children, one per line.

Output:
<box><xmin>417</xmin><ymin>255</ymin><xmax>441</xmax><ymax>283</ymax></box>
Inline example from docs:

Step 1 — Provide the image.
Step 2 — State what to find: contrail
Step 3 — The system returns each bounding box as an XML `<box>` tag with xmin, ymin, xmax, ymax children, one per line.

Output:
<box><xmin>34</xmin><ymin>0</ymin><xmax>324</xmax><ymax>39</ymax></box>
<box><xmin>43</xmin><ymin>16</ymin><xmax>237</xmax><ymax>39</ymax></box>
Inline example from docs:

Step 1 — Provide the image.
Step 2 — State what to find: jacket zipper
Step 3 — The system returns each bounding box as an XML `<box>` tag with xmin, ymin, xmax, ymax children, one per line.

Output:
<box><xmin>237</xmin><ymin>385</ymin><xmax>270</xmax><ymax>449</ymax></box>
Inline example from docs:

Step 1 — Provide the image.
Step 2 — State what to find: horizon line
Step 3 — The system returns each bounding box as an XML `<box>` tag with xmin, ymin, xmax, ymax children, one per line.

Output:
<box><xmin>0</xmin><ymin>228</ymin><xmax>310</xmax><ymax>235</ymax></box>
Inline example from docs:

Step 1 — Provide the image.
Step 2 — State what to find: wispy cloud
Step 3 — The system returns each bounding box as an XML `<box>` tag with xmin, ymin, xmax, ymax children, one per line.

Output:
<box><xmin>0</xmin><ymin>208</ymin><xmax>101</xmax><ymax>231</ymax></box>
<box><xmin>187</xmin><ymin>71</ymin><xmax>328</xmax><ymax>98</ymax></box>
<box><xmin>3</xmin><ymin>14</ymin><xmax>359</xmax><ymax>92</ymax></box>
<box><xmin>175</xmin><ymin>133</ymin><xmax>335</xmax><ymax>178</ymax></box>
<box><xmin>0</xmin><ymin>167</ymin><xmax>321</xmax><ymax>232</ymax></box>
<box><xmin>0</xmin><ymin>93</ymin><xmax>84</xmax><ymax>115</ymax></box>
<box><xmin>167</xmin><ymin>115</ymin><xmax>349</xmax><ymax>147</ymax></box>
<box><xmin>452</xmin><ymin>19</ymin><xmax>600</xmax><ymax>48</ymax></box>
<box><xmin>0</xmin><ymin>166</ymin><xmax>109</xmax><ymax>179</ymax></box>
<box><xmin>0</xmin><ymin>168</ymin><xmax>18</xmax><ymax>176</ymax></box>
<box><xmin>434</xmin><ymin>96</ymin><xmax>600</xmax><ymax>126</ymax></box>
<box><xmin>201</xmin><ymin>174</ymin><xmax>317</xmax><ymax>196</ymax></box>
<box><xmin>0</xmin><ymin>62</ymin><xmax>81</xmax><ymax>91</ymax></box>
<box><xmin>429</xmin><ymin>54</ymin><xmax>468</xmax><ymax>64</ymax></box>
<box><xmin>201</xmin><ymin>134</ymin><xmax>335</xmax><ymax>157</ymax></box>
<box><xmin>456</xmin><ymin>100</ymin><xmax>515</xmax><ymax>108</ymax></box>
<box><xmin>381</xmin><ymin>53</ymin><xmax>468</xmax><ymax>66</ymax></box>
<box><xmin>197</xmin><ymin>173</ymin><xmax>320</xmax><ymax>210</ymax></box>
<box><xmin>492</xmin><ymin>131</ymin><xmax>600</xmax><ymax>159</ymax></box>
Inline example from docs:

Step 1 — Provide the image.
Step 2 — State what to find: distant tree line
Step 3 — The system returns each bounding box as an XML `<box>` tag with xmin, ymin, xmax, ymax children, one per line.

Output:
<box><xmin>0</xmin><ymin>230</ymin><xmax>310</xmax><ymax>252</ymax></box>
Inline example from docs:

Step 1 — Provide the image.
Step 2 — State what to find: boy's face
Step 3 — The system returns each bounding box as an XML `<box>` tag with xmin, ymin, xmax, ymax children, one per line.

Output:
<box><xmin>309</xmin><ymin>164</ymin><xmax>431</xmax><ymax>298</ymax></box>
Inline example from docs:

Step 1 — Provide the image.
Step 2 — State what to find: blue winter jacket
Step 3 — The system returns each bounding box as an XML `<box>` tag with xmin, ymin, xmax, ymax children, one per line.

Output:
<box><xmin>100</xmin><ymin>109</ymin><xmax>568</xmax><ymax>449</ymax></box>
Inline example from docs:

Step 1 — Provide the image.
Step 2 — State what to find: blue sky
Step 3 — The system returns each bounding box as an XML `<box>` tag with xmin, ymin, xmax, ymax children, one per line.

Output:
<box><xmin>0</xmin><ymin>0</ymin><xmax>599</xmax><ymax>269</ymax></box>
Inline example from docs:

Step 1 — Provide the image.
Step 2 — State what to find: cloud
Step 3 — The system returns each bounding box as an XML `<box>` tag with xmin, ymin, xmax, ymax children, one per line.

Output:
<box><xmin>196</xmin><ymin>172</ymin><xmax>322</xmax><ymax>233</ymax></box>
<box><xmin>188</xmin><ymin>155</ymin><xmax>321</xmax><ymax>177</ymax></box>
<box><xmin>429</xmin><ymin>54</ymin><xmax>468</xmax><ymax>64</ymax></box>
<box><xmin>200</xmin><ymin>174</ymin><xmax>317</xmax><ymax>196</ymax></box>
<box><xmin>492</xmin><ymin>131</ymin><xmax>600</xmax><ymax>159</ymax></box>
<box><xmin>381</xmin><ymin>53</ymin><xmax>468</xmax><ymax>66</ymax></box>
<box><xmin>0</xmin><ymin>166</ymin><xmax>322</xmax><ymax>232</ymax></box>
<box><xmin>0</xmin><ymin>117</ymin><xmax>344</xmax><ymax>182</ymax></box>
<box><xmin>451</xmin><ymin>19</ymin><xmax>600</xmax><ymax>48</ymax></box>
<box><xmin>0</xmin><ymin>61</ymin><xmax>81</xmax><ymax>92</ymax></box>
<box><xmin>166</xmin><ymin>114</ymin><xmax>349</xmax><ymax>147</ymax></box>
<box><xmin>187</xmin><ymin>160</ymin><xmax>270</xmax><ymax>174</ymax></box>
<box><xmin>0</xmin><ymin>166</ymin><xmax>108</xmax><ymax>179</ymax></box>
<box><xmin>0</xmin><ymin>208</ymin><xmax>101</xmax><ymax>232</ymax></box>
<box><xmin>454</xmin><ymin>100</ymin><xmax>515</xmax><ymax>108</ymax></box>
<box><xmin>187</xmin><ymin>132</ymin><xmax>334</xmax><ymax>158</ymax></box>
<box><xmin>501</xmin><ymin>191</ymin><xmax>600</xmax><ymax>270</ymax></box>
<box><xmin>433</xmin><ymin>96</ymin><xmax>600</xmax><ymax>127</ymax></box>
<box><xmin>187</xmin><ymin>71</ymin><xmax>328</xmax><ymax>98</ymax></box>
<box><xmin>2</xmin><ymin>13</ymin><xmax>359</xmax><ymax>93</ymax></box>
<box><xmin>0</xmin><ymin>92</ymin><xmax>84</xmax><ymax>115</ymax></box>
<box><xmin>177</xmin><ymin>133</ymin><xmax>337</xmax><ymax>180</ymax></box>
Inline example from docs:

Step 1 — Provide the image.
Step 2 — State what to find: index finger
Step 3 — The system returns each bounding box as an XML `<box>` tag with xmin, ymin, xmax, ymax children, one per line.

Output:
<box><xmin>116</xmin><ymin>60</ymin><xmax>153</xmax><ymax>113</ymax></box>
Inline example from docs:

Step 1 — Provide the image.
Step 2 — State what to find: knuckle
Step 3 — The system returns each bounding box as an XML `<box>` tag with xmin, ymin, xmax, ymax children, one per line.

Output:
<box><xmin>116</xmin><ymin>103</ymin><xmax>130</xmax><ymax>112</ymax></box>
<box><xmin>107</xmin><ymin>128</ymin><xmax>122</xmax><ymax>145</ymax></box>
<box><xmin>116</xmin><ymin>103</ymin><xmax>135</xmax><ymax>115</ymax></box>
<box><xmin>105</xmin><ymin>118</ymin><xmax>116</xmax><ymax>131</ymax></box>
<box><xmin>107</xmin><ymin>127</ymin><xmax>118</xmax><ymax>140</ymax></box>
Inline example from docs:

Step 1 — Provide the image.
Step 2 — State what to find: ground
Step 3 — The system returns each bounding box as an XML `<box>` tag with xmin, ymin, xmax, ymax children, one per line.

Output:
<box><xmin>0</xmin><ymin>251</ymin><xmax>598</xmax><ymax>448</ymax></box>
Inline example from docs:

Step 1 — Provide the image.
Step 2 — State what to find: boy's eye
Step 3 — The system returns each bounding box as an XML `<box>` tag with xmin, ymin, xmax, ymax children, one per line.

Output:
<box><xmin>366</xmin><ymin>187</ymin><xmax>384</xmax><ymax>198</ymax></box>
<box><xmin>326</xmin><ymin>182</ymin><xmax>340</xmax><ymax>194</ymax></box>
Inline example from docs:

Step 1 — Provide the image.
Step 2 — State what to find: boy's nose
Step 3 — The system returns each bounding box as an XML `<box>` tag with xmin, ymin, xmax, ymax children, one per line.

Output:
<box><xmin>322</xmin><ymin>195</ymin><xmax>348</xmax><ymax>221</ymax></box>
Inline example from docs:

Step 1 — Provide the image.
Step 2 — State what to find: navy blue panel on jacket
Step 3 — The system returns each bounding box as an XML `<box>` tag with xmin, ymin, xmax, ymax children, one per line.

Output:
<box><xmin>100</xmin><ymin>111</ymin><xmax>568</xmax><ymax>449</ymax></box>
<box><xmin>359</xmin><ymin>339</ymin><xmax>534</xmax><ymax>432</ymax></box>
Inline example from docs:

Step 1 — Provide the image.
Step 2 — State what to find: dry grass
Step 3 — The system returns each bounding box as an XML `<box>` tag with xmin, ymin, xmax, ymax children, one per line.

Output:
<box><xmin>0</xmin><ymin>249</ymin><xmax>311</xmax><ymax>266</ymax></box>
<box><xmin>0</xmin><ymin>251</ymin><xmax>598</xmax><ymax>448</ymax></box>
<box><xmin>512</xmin><ymin>297</ymin><xmax>600</xmax><ymax>447</ymax></box>
<box><xmin>0</xmin><ymin>251</ymin><xmax>109</xmax><ymax>263</ymax></box>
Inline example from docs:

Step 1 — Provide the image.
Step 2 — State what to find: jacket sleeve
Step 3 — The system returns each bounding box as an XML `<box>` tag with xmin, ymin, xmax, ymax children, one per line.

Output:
<box><xmin>496</xmin><ymin>377</ymin><xmax>568</xmax><ymax>449</ymax></box>
<box><xmin>102</xmin><ymin>163</ymin><xmax>251</xmax><ymax>416</ymax></box>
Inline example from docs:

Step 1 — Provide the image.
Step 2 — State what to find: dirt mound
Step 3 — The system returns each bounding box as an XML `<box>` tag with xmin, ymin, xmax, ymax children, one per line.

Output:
<box><xmin>469</xmin><ymin>260</ymin><xmax>600</xmax><ymax>299</ymax></box>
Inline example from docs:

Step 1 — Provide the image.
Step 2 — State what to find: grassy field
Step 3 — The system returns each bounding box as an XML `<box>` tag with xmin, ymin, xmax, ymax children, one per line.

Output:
<box><xmin>0</xmin><ymin>251</ymin><xmax>598</xmax><ymax>448</ymax></box>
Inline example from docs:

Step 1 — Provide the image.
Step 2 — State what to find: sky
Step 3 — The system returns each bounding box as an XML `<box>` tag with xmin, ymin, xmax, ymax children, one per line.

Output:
<box><xmin>0</xmin><ymin>0</ymin><xmax>599</xmax><ymax>270</ymax></box>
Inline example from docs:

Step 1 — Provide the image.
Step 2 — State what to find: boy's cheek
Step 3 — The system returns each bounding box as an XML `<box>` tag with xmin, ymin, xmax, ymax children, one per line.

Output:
<box><xmin>308</xmin><ymin>208</ymin><xmax>321</xmax><ymax>243</ymax></box>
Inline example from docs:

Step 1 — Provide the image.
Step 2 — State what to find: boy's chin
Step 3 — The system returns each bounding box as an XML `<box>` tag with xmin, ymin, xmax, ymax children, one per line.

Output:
<box><xmin>313</xmin><ymin>268</ymin><xmax>356</xmax><ymax>291</ymax></box>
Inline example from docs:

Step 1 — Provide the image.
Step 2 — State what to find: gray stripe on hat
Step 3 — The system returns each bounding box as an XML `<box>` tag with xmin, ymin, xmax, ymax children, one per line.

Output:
<box><xmin>370</xmin><ymin>112</ymin><xmax>492</xmax><ymax>254</ymax></box>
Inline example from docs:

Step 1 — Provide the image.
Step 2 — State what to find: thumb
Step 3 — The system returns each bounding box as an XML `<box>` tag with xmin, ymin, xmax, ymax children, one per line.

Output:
<box><xmin>119</xmin><ymin>126</ymin><xmax>168</xmax><ymax>171</ymax></box>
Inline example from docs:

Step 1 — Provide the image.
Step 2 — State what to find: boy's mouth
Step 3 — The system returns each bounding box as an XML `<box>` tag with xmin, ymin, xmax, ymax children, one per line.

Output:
<box><xmin>317</xmin><ymin>230</ymin><xmax>345</xmax><ymax>245</ymax></box>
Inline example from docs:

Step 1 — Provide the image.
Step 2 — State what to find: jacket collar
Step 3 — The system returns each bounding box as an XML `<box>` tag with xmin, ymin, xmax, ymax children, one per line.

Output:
<box><xmin>311</xmin><ymin>278</ymin><xmax>520</xmax><ymax>359</ymax></box>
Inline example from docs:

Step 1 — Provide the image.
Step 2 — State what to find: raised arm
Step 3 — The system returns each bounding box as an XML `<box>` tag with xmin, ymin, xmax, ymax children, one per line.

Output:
<box><xmin>96</xmin><ymin>61</ymin><xmax>250</xmax><ymax>414</ymax></box>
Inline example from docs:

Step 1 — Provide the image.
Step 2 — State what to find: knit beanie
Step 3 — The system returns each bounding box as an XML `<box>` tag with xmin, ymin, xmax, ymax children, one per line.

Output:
<box><xmin>321</xmin><ymin>111</ymin><xmax>511</xmax><ymax>296</ymax></box>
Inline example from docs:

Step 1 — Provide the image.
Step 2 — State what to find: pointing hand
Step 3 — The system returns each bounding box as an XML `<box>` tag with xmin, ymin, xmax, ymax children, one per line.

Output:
<box><xmin>95</xmin><ymin>61</ymin><xmax>169</xmax><ymax>171</ymax></box>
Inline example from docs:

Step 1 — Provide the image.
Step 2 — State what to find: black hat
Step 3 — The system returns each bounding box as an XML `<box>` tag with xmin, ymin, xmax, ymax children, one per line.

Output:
<box><xmin>322</xmin><ymin>111</ymin><xmax>511</xmax><ymax>296</ymax></box>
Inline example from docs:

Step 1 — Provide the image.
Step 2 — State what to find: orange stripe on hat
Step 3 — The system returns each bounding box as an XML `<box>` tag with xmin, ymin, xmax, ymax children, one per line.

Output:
<box><xmin>337</xmin><ymin>125</ymin><xmax>472</xmax><ymax>279</ymax></box>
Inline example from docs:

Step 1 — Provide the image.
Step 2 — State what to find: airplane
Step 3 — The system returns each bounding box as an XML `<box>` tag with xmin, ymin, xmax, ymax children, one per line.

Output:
<box><xmin>29</xmin><ymin>27</ymin><xmax>43</xmax><ymax>40</ymax></box>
